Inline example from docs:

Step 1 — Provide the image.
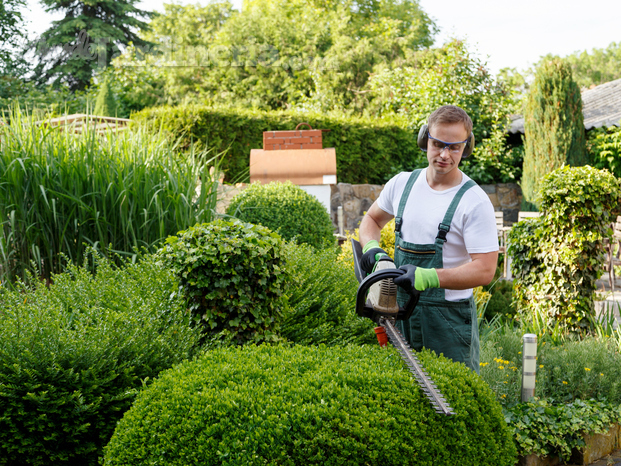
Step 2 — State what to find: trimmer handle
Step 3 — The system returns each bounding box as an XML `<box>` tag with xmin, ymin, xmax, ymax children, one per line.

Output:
<box><xmin>355</xmin><ymin>268</ymin><xmax>419</xmax><ymax>322</ymax></box>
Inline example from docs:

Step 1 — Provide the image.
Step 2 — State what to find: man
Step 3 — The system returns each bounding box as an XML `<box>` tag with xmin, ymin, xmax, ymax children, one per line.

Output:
<box><xmin>358</xmin><ymin>105</ymin><xmax>498</xmax><ymax>373</ymax></box>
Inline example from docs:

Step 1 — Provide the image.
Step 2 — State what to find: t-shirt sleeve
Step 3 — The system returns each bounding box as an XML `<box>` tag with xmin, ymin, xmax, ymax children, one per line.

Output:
<box><xmin>376</xmin><ymin>173</ymin><xmax>406</xmax><ymax>216</ymax></box>
<box><xmin>463</xmin><ymin>194</ymin><xmax>499</xmax><ymax>254</ymax></box>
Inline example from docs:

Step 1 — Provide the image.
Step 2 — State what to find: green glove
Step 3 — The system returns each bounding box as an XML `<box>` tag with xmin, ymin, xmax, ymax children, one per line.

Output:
<box><xmin>361</xmin><ymin>240</ymin><xmax>390</xmax><ymax>274</ymax></box>
<box><xmin>393</xmin><ymin>265</ymin><xmax>440</xmax><ymax>294</ymax></box>
<box><xmin>414</xmin><ymin>267</ymin><xmax>440</xmax><ymax>291</ymax></box>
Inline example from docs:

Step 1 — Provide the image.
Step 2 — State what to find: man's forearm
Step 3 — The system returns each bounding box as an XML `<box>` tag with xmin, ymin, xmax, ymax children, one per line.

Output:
<box><xmin>436</xmin><ymin>252</ymin><xmax>498</xmax><ymax>290</ymax></box>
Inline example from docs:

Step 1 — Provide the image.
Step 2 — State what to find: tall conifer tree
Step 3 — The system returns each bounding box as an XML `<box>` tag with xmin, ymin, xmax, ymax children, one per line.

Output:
<box><xmin>33</xmin><ymin>0</ymin><xmax>153</xmax><ymax>90</ymax></box>
<box><xmin>522</xmin><ymin>59</ymin><xmax>588</xmax><ymax>209</ymax></box>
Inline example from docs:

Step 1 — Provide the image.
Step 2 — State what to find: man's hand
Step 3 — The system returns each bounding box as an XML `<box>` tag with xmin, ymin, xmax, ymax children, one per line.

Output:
<box><xmin>360</xmin><ymin>240</ymin><xmax>391</xmax><ymax>274</ymax></box>
<box><xmin>393</xmin><ymin>265</ymin><xmax>440</xmax><ymax>295</ymax></box>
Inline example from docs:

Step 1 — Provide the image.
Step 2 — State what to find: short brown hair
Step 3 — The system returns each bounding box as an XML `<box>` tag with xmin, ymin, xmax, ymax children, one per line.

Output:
<box><xmin>428</xmin><ymin>105</ymin><xmax>473</xmax><ymax>136</ymax></box>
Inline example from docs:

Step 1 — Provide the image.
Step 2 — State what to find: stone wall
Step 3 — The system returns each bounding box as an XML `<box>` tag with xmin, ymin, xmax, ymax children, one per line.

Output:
<box><xmin>330</xmin><ymin>182</ymin><xmax>523</xmax><ymax>233</ymax></box>
<box><xmin>216</xmin><ymin>181</ymin><xmax>523</xmax><ymax>233</ymax></box>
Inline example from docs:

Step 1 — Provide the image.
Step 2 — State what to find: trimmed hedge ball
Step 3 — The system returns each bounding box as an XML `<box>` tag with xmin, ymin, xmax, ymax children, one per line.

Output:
<box><xmin>226</xmin><ymin>181</ymin><xmax>335</xmax><ymax>249</ymax></box>
<box><xmin>103</xmin><ymin>345</ymin><xmax>517</xmax><ymax>466</ymax></box>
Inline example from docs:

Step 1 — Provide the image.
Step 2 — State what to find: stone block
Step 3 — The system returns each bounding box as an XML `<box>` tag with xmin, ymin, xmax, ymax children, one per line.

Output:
<box><xmin>352</xmin><ymin>184</ymin><xmax>383</xmax><ymax>201</ymax></box>
<box><xmin>480</xmin><ymin>184</ymin><xmax>497</xmax><ymax>194</ymax></box>
<box><xmin>497</xmin><ymin>184</ymin><xmax>522</xmax><ymax>209</ymax></box>
<box><xmin>570</xmin><ymin>424</ymin><xmax>621</xmax><ymax>465</ymax></box>
<box><xmin>487</xmin><ymin>193</ymin><xmax>500</xmax><ymax>209</ymax></box>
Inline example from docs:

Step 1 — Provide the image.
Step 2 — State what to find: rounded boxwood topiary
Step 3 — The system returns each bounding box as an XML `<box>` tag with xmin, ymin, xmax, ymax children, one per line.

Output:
<box><xmin>157</xmin><ymin>219</ymin><xmax>289</xmax><ymax>346</ymax></box>
<box><xmin>226</xmin><ymin>181</ymin><xmax>335</xmax><ymax>249</ymax></box>
<box><xmin>103</xmin><ymin>345</ymin><xmax>517</xmax><ymax>466</ymax></box>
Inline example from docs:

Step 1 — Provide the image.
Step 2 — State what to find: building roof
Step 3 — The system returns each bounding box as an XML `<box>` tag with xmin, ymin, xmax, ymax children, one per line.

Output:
<box><xmin>509</xmin><ymin>77</ymin><xmax>621</xmax><ymax>134</ymax></box>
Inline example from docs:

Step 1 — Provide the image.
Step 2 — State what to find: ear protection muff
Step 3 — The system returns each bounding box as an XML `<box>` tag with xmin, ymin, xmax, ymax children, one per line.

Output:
<box><xmin>417</xmin><ymin>123</ymin><xmax>475</xmax><ymax>158</ymax></box>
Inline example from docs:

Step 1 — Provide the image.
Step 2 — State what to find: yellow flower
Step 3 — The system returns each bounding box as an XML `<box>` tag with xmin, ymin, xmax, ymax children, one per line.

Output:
<box><xmin>539</xmin><ymin>365</ymin><xmax>544</xmax><ymax>368</ymax></box>
<box><xmin>585</xmin><ymin>368</ymin><xmax>591</xmax><ymax>372</ymax></box>
<box><xmin>562</xmin><ymin>381</ymin><xmax>568</xmax><ymax>385</ymax></box>
<box><xmin>502</xmin><ymin>394</ymin><xmax>507</xmax><ymax>398</ymax></box>
<box><xmin>518</xmin><ymin>351</ymin><xmax>522</xmax><ymax>355</ymax></box>
<box><xmin>499</xmin><ymin>366</ymin><xmax>504</xmax><ymax>370</ymax></box>
<box><xmin>600</xmin><ymin>373</ymin><xmax>604</xmax><ymax>376</ymax></box>
<box><xmin>503</xmin><ymin>381</ymin><xmax>508</xmax><ymax>384</ymax></box>
<box><xmin>479</xmin><ymin>362</ymin><xmax>489</xmax><ymax>367</ymax></box>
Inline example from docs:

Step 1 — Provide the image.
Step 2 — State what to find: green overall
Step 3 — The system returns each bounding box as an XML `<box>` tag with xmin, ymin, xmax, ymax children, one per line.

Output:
<box><xmin>394</xmin><ymin>169</ymin><xmax>480</xmax><ymax>374</ymax></box>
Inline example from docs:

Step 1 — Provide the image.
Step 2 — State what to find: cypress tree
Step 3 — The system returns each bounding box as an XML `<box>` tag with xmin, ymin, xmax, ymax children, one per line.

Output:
<box><xmin>521</xmin><ymin>59</ymin><xmax>588</xmax><ymax>209</ymax></box>
<box><xmin>94</xmin><ymin>79</ymin><xmax>117</xmax><ymax>117</ymax></box>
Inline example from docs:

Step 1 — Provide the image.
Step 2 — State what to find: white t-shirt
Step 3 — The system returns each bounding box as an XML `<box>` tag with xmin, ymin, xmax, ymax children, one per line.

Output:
<box><xmin>377</xmin><ymin>168</ymin><xmax>498</xmax><ymax>301</ymax></box>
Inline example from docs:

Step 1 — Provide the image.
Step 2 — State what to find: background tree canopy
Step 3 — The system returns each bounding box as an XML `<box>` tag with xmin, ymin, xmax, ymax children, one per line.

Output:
<box><xmin>106</xmin><ymin>0</ymin><xmax>437</xmax><ymax>112</ymax></box>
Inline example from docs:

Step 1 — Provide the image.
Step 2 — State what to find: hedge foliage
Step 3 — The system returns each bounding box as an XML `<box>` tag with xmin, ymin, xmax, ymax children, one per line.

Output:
<box><xmin>508</xmin><ymin>165</ymin><xmax>621</xmax><ymax>331</ymax></box>
<box><xmin>132</xmin><ymin>104</ymin><xmax>423</xmax><ymax>185</ymax></box>
<box><xmin>281</xmin><ymin>241</ymin><xmax>376</xmax><ymax>346</ymax></box>
<box><xmin>103</xmin><ymin>345</ymin><xmax>517</xmax><ymax>466</ymax></box>
<box><xmin>226</xmin><ymin>181</ymin><xmax>335</xmax><ymax>249</ymax></box>
<box><xmin>0</xmin><ymin>252</ymin><xmax>200</xmax><ymax>465</ymax></box>
<box><xmin>157</xmin><ymin>219</ymin><xmax>289</xmax><ymax>346</ymax></box>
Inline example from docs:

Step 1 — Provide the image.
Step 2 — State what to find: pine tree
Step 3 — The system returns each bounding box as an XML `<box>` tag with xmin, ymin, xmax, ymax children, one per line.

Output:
<box><xmin>521</xmin><ymin>59</ymin><xmax>588</xmax><ymax>209</ymax></box>
<box><xmin>94</xmin><ymin>79</ymin><xmax>116</xmax><ymax>117</ymax></box>
<box><xmin>33</xmin><ymin>0</ymin><xmax>153</xmax><ymax>90</ymax></box>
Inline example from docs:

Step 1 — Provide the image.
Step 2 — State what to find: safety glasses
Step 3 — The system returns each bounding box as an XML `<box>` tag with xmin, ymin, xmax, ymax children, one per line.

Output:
<box><xmin>427</xmin><ymin>132</ymin><xmax>468</xmax><ymax>155</ymax></box>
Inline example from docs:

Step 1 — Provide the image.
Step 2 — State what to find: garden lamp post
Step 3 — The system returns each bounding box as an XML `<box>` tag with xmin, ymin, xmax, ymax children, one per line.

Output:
<box><xmin>521</xmin><ymin>333</ymin><xmax>538</xmax><ymax>401</ymax></box>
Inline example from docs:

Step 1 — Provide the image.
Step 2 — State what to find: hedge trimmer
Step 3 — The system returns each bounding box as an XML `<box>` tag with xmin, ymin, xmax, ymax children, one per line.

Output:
<box><xmin>351</xmin><ymin>239</ymin><xmax>455</xmax><ymax>416</ymax></box>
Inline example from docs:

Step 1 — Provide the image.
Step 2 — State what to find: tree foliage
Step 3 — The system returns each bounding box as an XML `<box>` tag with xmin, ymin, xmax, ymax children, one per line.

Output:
<box><xmin>521</xmin><ymin>59</ymin><xmax>588</xmax><ymax>208</ymax></box>
<box><xmin>93</xmin><ymin>78</ymin><xmax>117</xmax><ymax>116</ymax></box>
<box><xmin>0</xmin><ymin>0</ymin><xmax>27</xmax><ymax>74</ymax></box>
<box><xmin>537</xmin><ymin>41</ymin><xmax>621</xmax><ymax>89</ymax></box>
<box><xmin>365</xmin><ymin>39</ymin><xmax>522</xmax><ymax>183</ymax></box>
<box><xmin>105</xmin><ymin>0</ymin><xmax>436</xmax><ymax>113</ymax></box>
<box><xmin>32</xmin><ymin>0</ymin><xmax>154</xmax><ymax>90</ymax></box>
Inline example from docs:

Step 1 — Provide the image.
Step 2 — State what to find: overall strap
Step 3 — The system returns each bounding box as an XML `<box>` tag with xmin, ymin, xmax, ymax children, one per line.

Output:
<box><xmin>435</xmin><ymin>179</ymin><xmax>476</xmax><ymax>246</ymax></box>
<box><xmin>395</xmin><ymin>169</ymin><xmax>423</xmax><ymax>241</ymax></box>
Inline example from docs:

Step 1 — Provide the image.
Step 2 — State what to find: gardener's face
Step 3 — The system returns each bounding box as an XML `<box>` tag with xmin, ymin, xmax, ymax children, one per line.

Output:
<box><xmin>426</xmin><ymin>122</ymin><xmax>469</xmax><ymax>177</ymax></box>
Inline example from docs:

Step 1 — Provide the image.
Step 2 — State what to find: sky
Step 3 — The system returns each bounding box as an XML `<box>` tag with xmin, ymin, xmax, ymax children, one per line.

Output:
<box><xmin>22</xmin><ymin>0</ymin><xmax>621</xmax><ymax>76</ymax></box>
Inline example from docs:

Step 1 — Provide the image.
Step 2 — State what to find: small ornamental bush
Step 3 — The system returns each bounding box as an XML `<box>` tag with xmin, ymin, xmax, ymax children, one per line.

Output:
<box><xmin>509</xmin><ymin>165</ymin><xmax>621</xmax><ymax>331</ymax></box>
<box><xmin>158</xmin><ymin>219</ymin><xmax>289</xmax><ymax>346</ymax></box>
<box><xmin>103</xmin><ymin>345</ymin><xmax>517</xmax><ymax>466</ymax></box>
<box><xmin>226</xmin><ymin>181</ymin><xmax>335</xmax><ymax>249</ymax></box>
<box><xmin>0</xmin><ymin>253</ymin><xmax>200</xmax><ymax>466</ymax></box>
<box><xmin>281</xmin><ymin>241</ymin><xmax>375</xmax><ymax>345</ymax></box>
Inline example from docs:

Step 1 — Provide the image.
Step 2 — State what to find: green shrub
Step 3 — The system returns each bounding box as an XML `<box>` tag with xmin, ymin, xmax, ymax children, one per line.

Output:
<box><xmin>588</xmin><ymin>123</ymin><xmax>621</xmax><ymax>177</ymax></box>
<box><xmin>158</xmin><ymin>219</ymin><xmax>289</xmax><ymax>346</ymax></box>
<box><xmin>281</xmin><ymin>241</ymin><xmax>376</xmax><ymax>345</ymax></box>
<box><xmin>103</xmin><ymin>345</ymin><xmax>517</xmax><ymax>466</ymax></box>
<box><xmin>227</xmin><ymin>181</ymin><xmax>335</xmax><ymax>249</ymax></box>
<box><xmin>0</xmin><ymin>110</ymin><xmax>218</xmax><ymax>285</ymax></box>
<box><xmin>521</xmin><ymin>59</ymin><xmax>588</xmax><ymax>208</ymax></box>
<box><xmin>0</xmin><ymin>252</ymin><xmax>200</xmax><ymax>465</ymax></box>
<box><xmin>132</xmin><ymin>104</ymin><xmax>423</xmax><ymax>185</ymax></box>
<box><xmin>505</xmin><ymin>398</ymin><xmax>621</xmax><ymax>462</ymax></box>
<box><xmin>508</xmin><ymin>165</ymin><xmax>621</xmax><ymax>331</ymax></box>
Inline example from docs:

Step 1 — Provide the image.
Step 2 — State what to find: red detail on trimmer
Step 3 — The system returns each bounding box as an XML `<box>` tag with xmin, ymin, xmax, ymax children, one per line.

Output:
<box><xmin>374</xmin><ymin>326</ymin><xmax>388</xmax><ymax>347</ymax></box>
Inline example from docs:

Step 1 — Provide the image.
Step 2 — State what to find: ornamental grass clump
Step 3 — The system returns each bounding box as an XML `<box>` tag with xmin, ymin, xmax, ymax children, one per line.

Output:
<box><xmin>158</xmin><ymin>219</ymin><xmax>289</xmax><ymax>346</ymax></box>
<box><xmin>103</xmin><ymin>345</ymin><xmax>517</xmax><ymax>466</ymax></box>
<box><xmin>0</xmin><ymin>109</ymin><xmax>218</xmax><ymax>286</ymax></box>
<box><xmin>226</xmin><ymin>181</ymin><xmax>335</xmax><ymax>249</ymax></box>
<box><xmin>0</xmin><ymin>252</ymin><xmax>200</xmax><ymax>465</ymax></box>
